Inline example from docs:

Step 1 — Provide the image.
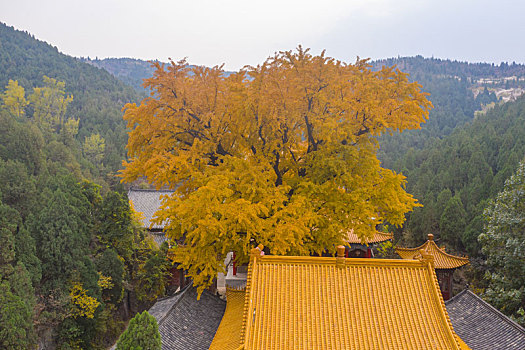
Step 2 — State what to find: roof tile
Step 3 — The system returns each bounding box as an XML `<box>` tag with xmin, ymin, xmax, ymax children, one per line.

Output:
<box><xmin>346</xmin><ymin>229</ymin><xmax>393</xmax><ymax>244</ymax></box>
<box><xmin>214</xmin><ymin>251</ymin><xmax>467</xmax><ymax>349</ymax></box>
<box><xmin>446</xmin><ymin>290</ymin><xmax>525</xmax><ymax>350</ymax></box>
<box><xmin>396</xmin><ymin>234</ymin><xmax>469</xmax><ymax>269</ymax></box>
<box><xmin>128</xmin><ymin>189</ymin><xmax>174</xmax><ymax>230</ymax></box>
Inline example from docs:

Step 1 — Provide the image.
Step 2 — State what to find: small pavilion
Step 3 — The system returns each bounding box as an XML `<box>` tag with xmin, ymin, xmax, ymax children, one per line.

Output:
<box><xmin>396</xmin><ymin>234</ymin><xmax>469</xmax><ymax>300</ymax></box>
<box><xmin>345</xmin><ymin>229</ymin><xmax>393</xmax><ymax>258</ymax></box>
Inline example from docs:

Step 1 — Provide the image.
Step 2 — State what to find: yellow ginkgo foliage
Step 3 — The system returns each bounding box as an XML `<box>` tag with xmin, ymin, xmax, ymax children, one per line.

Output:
<box><xmin>70</xmin><ymin>282</ymin><xmax>100</xmax><ymax>319</ymax></box>
<box><xmin>2</xmin><ymin>79</ymin><xmax>28</xmax><ymax>118</ymax></box>
<box><xmin>121</xmin><ymin>47</ymin><xmax>432</xmax><ymax>294</ymax></box>
<box><xmin>97</xmin><ymin>273</ymin><xmax>113</xmax><ymax>290</ymax></box>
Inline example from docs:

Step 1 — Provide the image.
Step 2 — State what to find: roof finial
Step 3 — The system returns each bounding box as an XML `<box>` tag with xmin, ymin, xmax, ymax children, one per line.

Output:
<box><xmin>428</xmin><ymin>233</ymin><xmax>434</xmax><ymax>241</ymax></box>
<box><xmin>418</xmin><ymin>248</ymin><xmax>435</xmax><ymax>268</ymax></box>
<box><xmin>250</xmin><ymin>245</ymin><xmax>264</xmax><ymax>261</ymax></box>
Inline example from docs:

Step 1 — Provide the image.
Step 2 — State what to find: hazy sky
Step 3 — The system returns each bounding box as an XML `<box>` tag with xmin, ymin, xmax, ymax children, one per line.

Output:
<box><xmin>1</xmin><ymin>0</ymin><xmax>524</xmax><ymax>70</ymax></box>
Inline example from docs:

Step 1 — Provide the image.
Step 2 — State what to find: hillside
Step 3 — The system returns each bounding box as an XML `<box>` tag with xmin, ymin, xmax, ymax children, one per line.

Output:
<box><xmin>373</xmin><ymin>57</ymin><xmax>525</xmax><ymax>170</ymax></box>
<box><xmin>0</xmin><ymin>23</ymin><xmax>172</xmax><ymax>349</ymax></box>
<box><xmin>398</xmin><ymin>93</ymin><xmax>525</xmax><ymax>255</ymax></box>
<box><xmin>367</xmin><ymin>57</ymin><xmax>525</xmax><ymax>256</ymax></box>
<box><xmin>0</xmin><ymin>22</ymin><xmax>144</xmax><ymax>180</ymax></box>
<box><xmin>83</xmin><ymin>57</ymin><xmax>158</xmax><ymax>92</ymax></box>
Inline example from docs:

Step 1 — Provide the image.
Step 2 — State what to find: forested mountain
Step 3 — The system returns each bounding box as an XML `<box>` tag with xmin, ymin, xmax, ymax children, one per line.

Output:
<box><xmin>373</xmin><ymin>56</ymin><xmax>525</xmax><ymax>170</ymax></box>
<box><xmin>368</xmin><ymin>57</ymin><xmax>525</xmax><ymax>258</ymax></box>
<box><xmin>82</xmin><ymin>57</ymin><xmax>158</xmax><ymax>92</ymax></box>
<box><xmin>85</xmin><ymin>57</ymin><xmax>234</xmax><ymax>93</ymax></box>
<box><xmin>0</xmin><ymin>23</ymin><xmax>172</xmax><ymax>349</ymax></box>
<box><xmin>0</xmin><ymin>22</ymin><xmax>144</xmax><ymax>184</ymax></box>
<box><xmin>374</xmin><ymin>56</ymin><xmax>525</xmax><ymax>79</ymax></box>
<box><xmin>399</xmin><ymin>94</ymin><xmax>525</xmax><ymax>253</ymax></box>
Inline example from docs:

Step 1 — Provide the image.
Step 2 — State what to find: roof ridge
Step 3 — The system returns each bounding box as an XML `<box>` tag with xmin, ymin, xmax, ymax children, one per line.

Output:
<box><xmin>396</xmin><ymin>239</ymin><xmax>469</xmax><ymax>269</ymax></box>
<box><xmin>156</xmin><ymin>282</ymin><xmax>193</xmax><ymax>326</ymax></box>
<box><xmin>256</xmin><ymin>254</ymin><xmax>426</xmax><ymax>268</ymax></box>
<box><xmin>396</xmin><ymin>240</ymin><xmax>428</xmax><ymax>252</ymax></box>
<box><xmin>240</xmin><ymin>252</ymin><xmax>255</xmax><ymax>346</ymax></box>
<box><xmin>397</xmin><ymin>240</ymin><xmax>468</xmax><ymax>261</ymax></box>
<box><xmin>445</xmin><ymin>288</ymin><xmax>469</xmax><ymax>303</ymax></box>
<box><xmin>464</xmin><ymin>290</ymin><xmax>525</xmax><ymax>334</ymax></box>
<box><xmin>128</xmin><ymin>188</ymin><xmax>176</xmax><ymax>192</ymax></box>
<box><xmin>427</xmin><ymin>241</ymin><xmax>469</xmax><ymax>261</ymax></box>
<box><xmin>425</xmin><ymin>257</ymin><xmax>462</xmax><ymax>349</ymax></box>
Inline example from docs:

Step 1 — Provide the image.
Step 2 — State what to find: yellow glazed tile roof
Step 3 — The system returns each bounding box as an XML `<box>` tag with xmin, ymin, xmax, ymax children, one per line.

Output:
<box><xmin>396</xmin><ymin>234</ymin><xmax>469</xmax><ymax>270</ymax></box>
<box><xmin>209</xmin><ymin>287</ymin><xmax>245</xmax><ymax>350</ymax></box>
<box><xmin>345</xmin><ymin>229</ymin><xmax>393</xmax><ymax>244</ymax></box>
<box><xmin>212</xmin><ymin>246</ymin><xmax>468</xmax><ymax>350</ymax></box>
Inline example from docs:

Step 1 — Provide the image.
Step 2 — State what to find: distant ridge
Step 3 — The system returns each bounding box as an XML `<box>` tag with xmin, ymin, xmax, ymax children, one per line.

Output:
<box><xmin>373</xmin><ymin>56</ymin><xmax>525</xmax><ymax>79</ymax></box>
<box><xmin>82</xmin><ymin>57</ymin><xmax>160</xmax><ymax>92</ymax></box>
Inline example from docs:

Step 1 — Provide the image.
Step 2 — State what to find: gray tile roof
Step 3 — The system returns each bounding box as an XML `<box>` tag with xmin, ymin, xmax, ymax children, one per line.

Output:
<box><xmin>128</xmin><ymin>189</ymin><xmax>175</xmax><ymax>230</ymax></box>
<box><xmin>149</xmin><ymin>232</ymin><xmax>169</xmax><ymax>247</ymax></box>
<box><xmin>446</xmin><ymin>289</ymin><xmax>525</xmax><ymax>350</ymax></box>
<box><xmin>149</xmin><ymin>284</ymin><xmax>226</xmax><ymax>350</ymax></box>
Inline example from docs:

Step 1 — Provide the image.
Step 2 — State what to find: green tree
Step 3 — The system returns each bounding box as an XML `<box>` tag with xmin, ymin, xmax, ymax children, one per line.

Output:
<box><xmin>14</xmin><ymin>226</ymin><xmax>41</xmax><ymax>287</ymax></box>
<box><xmin>134</xmin><ymin>249</ymin><xmax>171</xmax><ymax>302</ymax></box>
<box><xmin>479</xmin><ymin>159</ymin><xmax>525</xmax><ymax>326</ymax></box>
<box><xmin>97</xmin><ymin>191</ymin><xmax>134</xmax><ymax>262</ymax></box>
<box><xmin>96</xmin><ymin>249</ymin><xmax>125</xmax><ymax>304</ymax></box>
<box><xmin>29</xmin><ymin>188</ymin><xmax>88</xmax><ymax>292</ymax></box>
<box><xmin>116</xmin><ymin>311</ymin><xmax>161</xmax><ymax>350</ymax></box>
<box><xmin>0</xmin><ymin>202</ymin><xmax>36</xmax><ymax>349</ymax></box>
<box><xmin>0</xmin><ymin>159</ymin><xmax>36</xmax><ymax>218</ymax></box>
<box><xmin>0</xmin><ymin>110</ymin><xmax>45</xmax><ymax>176</ymax></box>
<box><xmin>440</xmin><ymin>194</ymin><xmax>467</xmax><ymax>249</ymax></box>
<box><xmin>0</xmin><ymin>281</ymin><xmax>35</xmax><ymax>349</ymax></box>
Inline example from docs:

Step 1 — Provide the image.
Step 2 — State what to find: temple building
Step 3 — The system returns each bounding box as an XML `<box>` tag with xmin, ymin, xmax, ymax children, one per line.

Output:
<box><xmin>345</xmin><ymin>229</ymin><xmax>393</xmax><ymax>258</ymax></box>
<box><xmin>396</xmin><ymin>234</ymin><xmax>469</xmax><ymax>300</ymax></box>
<box><xmin>127</xmin><ymin>188</ymin><xmax>174</xmax><ymax>246</ymax></box>
<box><xmin>127</xmin><ymin>188</ymin><xmax>190</xmax><ymax>290</ymax></box>
<box><xmin>210</xmin><ymin>245</ymin><xmax>470</xmax><ymax>350</ymax></box>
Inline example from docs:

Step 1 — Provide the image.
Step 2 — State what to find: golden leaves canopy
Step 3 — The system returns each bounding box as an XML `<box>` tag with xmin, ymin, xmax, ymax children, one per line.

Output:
<box><xmin>121</xmin><ymin>48</ymin><xmax>432</xmax><ymax>292</ymax></box>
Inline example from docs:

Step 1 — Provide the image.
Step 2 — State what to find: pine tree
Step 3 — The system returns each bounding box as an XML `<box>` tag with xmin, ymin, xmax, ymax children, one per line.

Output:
<box><xmin>0</xmin><ymin>202</ymin><xmax>36</xmax><ymax>349</ymax></box>
<box><xmin>440</xmin><ymin>194</ymin><xmax>467</xmax><ymax>250</ymax></box>
<box><xmin>116</xmin><ymin>311</ymin><xmax>161</xmax><ymax>350</ymax></box>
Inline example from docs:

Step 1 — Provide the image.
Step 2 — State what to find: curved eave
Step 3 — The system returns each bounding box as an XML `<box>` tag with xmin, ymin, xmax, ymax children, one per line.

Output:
<box><xmin>345</xmin><ymin>230</ymin><xmax>394</xmax><ymax>244</ymax></box>
<box><xmin>396</xmin><ymin>241</ymin><xmax>469</xmax><ymax>269</ymax></box>
<box><xmin>209</xmin><ymin>287</ymin><xmax>246</xmax><ymax>350</ymax></box>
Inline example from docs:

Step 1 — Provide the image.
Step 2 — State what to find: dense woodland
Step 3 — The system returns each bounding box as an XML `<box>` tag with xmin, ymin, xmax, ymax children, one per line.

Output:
<box><xmin>0</xmin><ymin>24</ymin><xmax>172</xmax><ymax>349</ymax></box>
<box><xmin>373</xmin><ymin>57</ymin><xmax>525</xmax><ymax>253</ymax></box>
<box><xmin>1</xmin><ymin>22</ymin><xmax>525</xmax><ymax>348</ymax></box>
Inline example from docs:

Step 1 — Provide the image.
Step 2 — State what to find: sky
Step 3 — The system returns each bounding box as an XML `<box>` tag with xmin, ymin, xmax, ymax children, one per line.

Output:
<box><xmin>1</xmin><ymin>0</ymin><xmax>524</xmax><ymax>70</ymax></box>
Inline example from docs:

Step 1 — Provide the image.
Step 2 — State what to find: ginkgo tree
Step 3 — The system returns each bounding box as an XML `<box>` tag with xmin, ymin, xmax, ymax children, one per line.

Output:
<box><xmin>121</xmin><ymin>47</ymin><xmax>432</xmax><ymax>293</ymax></box>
